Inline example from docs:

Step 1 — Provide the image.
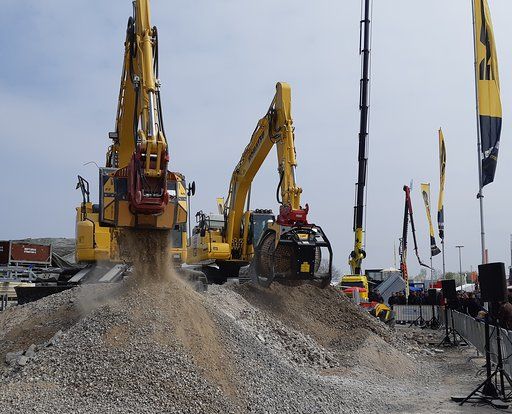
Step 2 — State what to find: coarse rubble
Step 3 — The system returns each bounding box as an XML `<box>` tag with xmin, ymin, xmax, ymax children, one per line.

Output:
<box><xmin>0</xmin><ymin>266</ymin><xmax>462</xmax><ymax>414</ymax></box>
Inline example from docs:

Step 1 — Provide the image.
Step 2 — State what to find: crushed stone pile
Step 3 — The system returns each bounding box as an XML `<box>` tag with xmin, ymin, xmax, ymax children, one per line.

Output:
<box><xmin>232</xmin><ymin>282</ymin><xmax>393</xmax><ymax>359</ymax></box>
<box><xmin>0</xmin><ymin>271</ymin><xmax>437</xmax><ymax>414</ymax></box>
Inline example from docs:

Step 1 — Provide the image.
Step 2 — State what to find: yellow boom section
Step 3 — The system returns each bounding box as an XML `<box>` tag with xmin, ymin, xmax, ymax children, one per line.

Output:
<box><xmin>224</xmin><ymin>82</ymin><xmax>303</xmax><ymax>250</ymax></box>
<box><xmin>108</xmin><ymin>0</ymin><xmax>167</xmax><ymax>170</ymax></box>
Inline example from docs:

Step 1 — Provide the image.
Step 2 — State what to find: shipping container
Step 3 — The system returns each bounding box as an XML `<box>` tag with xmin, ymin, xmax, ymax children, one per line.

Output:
<box><xmin>0</xmin><ymin>241</ymin><xmax>52</xmax><ymax>266</ymax></box>
<box><xmin>0</xmin><ymin>241</ymin><xmax>10</xmax><ymax>265</ymax></box>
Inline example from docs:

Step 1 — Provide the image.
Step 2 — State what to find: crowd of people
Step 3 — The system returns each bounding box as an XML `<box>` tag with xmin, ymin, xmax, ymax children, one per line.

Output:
<box><xmin>388</xmin><ymin>290</ymin><xmax>430</xmax><ymax>306</ymax></box>
<box><xmin>387</xmin><ymin>287</ymin><xmax>512</xmax><ymax>330</ymax></box>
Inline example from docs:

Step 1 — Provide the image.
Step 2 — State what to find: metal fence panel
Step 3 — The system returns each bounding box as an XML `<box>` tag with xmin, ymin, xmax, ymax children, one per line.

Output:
<box><xmin>377</xmin><ymin>305</ymin><xmax>512</xmax><ymax>379</ymax></box>
<box><xmin>0</xmin><ymin>294</ymin><xmax>7</xmax><ymax>311</ymax></box>
<box><xmin>393</xmin><ymin>305</ymin><xmax>437</xmax><ymax>323</ymax></box>
<box><xmin>443</xmin><ymin>309</ymin><xmax>512</xmax><ymax>378</ymax></box>
<box><xmin>503</xmin><ymin>330</ymin><xmax>512</xmax><ymax>376</ymax></box>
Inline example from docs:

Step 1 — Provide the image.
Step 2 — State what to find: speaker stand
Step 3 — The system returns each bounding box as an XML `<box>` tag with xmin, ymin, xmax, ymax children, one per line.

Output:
<box><xmin>425</xmin><ymin>304</ymin><xmax>440</xmax><ymax>330</ymax></box>
<box><xmin>437</xmin><ymin>307</ymin><xmax>468</xmax><ymax>347</ymax></box>
<box><xmin>452</xmin><ymin>315</ymin><xmax>512</xmax><ymax>409</ymax></box>
<box><xmin>409</xmin><ymin>303</ymin><xmax>426</xmax><ymax>328</ymax></box>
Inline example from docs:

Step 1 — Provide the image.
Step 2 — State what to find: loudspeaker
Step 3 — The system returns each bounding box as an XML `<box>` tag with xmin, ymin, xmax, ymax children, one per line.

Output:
<box><xmin>478</xmin><ymin>262</ymin><xmax>507</xmax><ymax>303</ymax></box>
<box><xmin>427</xmin><ymin>288</ymin><xmax>438</xmax><ymax>305</ymax></box>
<box><xmin>441</xmin><ymin>279</ymin><xmax>456</xmax><ymax>301</ymax></box>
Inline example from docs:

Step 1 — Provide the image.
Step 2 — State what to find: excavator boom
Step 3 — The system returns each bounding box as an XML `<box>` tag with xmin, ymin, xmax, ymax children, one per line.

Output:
<box><xmin>224</xmin><ymin>82</ymin><xmax>308</xmax><ymax>249</ymax></box>
<box><xmin>106</xmin><ymin>0</ymin><xmax>173</xmax><ymax>222</ymax></box>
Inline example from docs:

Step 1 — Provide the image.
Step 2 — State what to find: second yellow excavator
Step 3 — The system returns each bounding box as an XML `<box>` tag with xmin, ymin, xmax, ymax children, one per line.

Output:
<box><xmin>187</xmin><ymin>82</ymin><xmax>332</xmax><ymax>288</ymax></box>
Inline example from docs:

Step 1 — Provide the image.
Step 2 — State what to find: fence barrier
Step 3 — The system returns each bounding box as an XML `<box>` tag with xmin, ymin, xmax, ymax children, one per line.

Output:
<box><xmin>363</xmin><ymin>302</ymin><xmax>512</xmax><ymax>378</ymax></box>
<box><xmin>0</xmin><ymin>294</ymin><xmax>7</xmax><ymax>311</ymax></box>
<box><xmin>393</xmin><ymin>304</ymin><xmax>440</xmax><ymax>323</ymax></box>
<box><xmin>430</xmin><ymin>307</ymin><xmax>512</xmax><ymax>379</ymax></box>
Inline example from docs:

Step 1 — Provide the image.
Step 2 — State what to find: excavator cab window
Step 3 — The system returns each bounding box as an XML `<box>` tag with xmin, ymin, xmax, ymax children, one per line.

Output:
<box><xmin>167</xmin><ymin>181</ymin><xmax>177</xmax><ymax>198</ymax></box>
<box><xmin>249</xmin><ymin>211</ymin><xmax>275</xmax><ymax>246</ymax></box>
<box><xmin>170</xmin><ymin>224</ymin><xmax>185</xmax><ymax>248</ymax></box>
<box><xmin>342</xmin><ymin>281</ymin><xmax>365</xmax><ymax>288</ymax></box>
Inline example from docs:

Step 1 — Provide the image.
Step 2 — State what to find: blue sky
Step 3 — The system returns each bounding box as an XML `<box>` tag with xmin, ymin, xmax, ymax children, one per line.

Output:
<box><xmin>1</xmin><ymin>0</ymin><xmax>512</xmax><ymax>277</ymax></box>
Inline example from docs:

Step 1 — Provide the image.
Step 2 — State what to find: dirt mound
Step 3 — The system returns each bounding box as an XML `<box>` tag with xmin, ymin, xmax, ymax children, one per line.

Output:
<box><xmin>233</xmin><ymin>282</ymin><xmax>391</xmax><ymax>358</ymax></box>
<box><xmin>1</xmin><ymin>276</ymin><xmax>240</xmax><ymax>413</ymax></box>
<box><xmin>355</xmin><ymin>334</ymin><xmax>416</xmax><ymax>376</ymax></box>
<box><xmin>0</xmin><ymin>268</ymin><xmax>430</xmax><ymax>413</ymax></box>
<box><xmin>0</xmin><ymin>284</ymin><xmax>118</xmax><ymax>366</ymax></box>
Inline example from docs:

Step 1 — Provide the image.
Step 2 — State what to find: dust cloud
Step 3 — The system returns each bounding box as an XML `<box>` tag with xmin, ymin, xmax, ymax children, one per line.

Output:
<box><xmin>118</xmin><ymin>229</ymin><xmax>175</xmax><ymax>284</ymax></box>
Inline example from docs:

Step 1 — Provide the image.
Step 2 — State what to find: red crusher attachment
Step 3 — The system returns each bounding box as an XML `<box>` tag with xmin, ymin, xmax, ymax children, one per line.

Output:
<box><xmin>128</xmin><ymin>144</ymin><xmax>169</xmax><ymax>215</ymax></box>
<box><xmin>276</xmin><ymin>203</ymin><xmax>309</xmax><ymax>226</ymax></box>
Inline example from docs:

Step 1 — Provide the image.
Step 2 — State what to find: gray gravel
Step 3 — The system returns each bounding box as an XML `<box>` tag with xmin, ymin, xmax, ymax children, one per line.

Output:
<box><xmin>0</xmin><ymin>276</ymin><xmax>462</xmax><ymax>414</ymax></box>
<box><xmin>1</xmin><ymin>282</ymin><xmax>237</xmax><ymax>414</ymax></box>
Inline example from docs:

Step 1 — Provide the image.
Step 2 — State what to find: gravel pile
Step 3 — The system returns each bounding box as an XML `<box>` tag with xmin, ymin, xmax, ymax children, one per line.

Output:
<box><xmin>206</xmin><ymin>285</ymin><xmax>338</xmax><ymax>370</ymax></box>
<box><xmin>1</xmin><ymin>280</ymin><xmax>238</xmax><ymax>414</ymax></box>
<box><xmin>0</xmin><ymin>272</ymin><xmax>440</xmax><ymax>413</ymax></box>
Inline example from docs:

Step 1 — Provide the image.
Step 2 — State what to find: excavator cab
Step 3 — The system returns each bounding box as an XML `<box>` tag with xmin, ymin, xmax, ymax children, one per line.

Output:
<box><xmin>247</xmin><ymin>209</ymin><xmax>275</xmax><ymax>247</ymax></box>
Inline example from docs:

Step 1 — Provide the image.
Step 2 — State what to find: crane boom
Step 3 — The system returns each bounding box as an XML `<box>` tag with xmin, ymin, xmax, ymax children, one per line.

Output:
<box><xmin>349</xmin><ymin>0</ymin><xmax>372</xmax><ymax>275</ymax></box>
<box><xmin>400</xmin><ymin>185</ymin><xmax>432</xmax><ymax>295</ymax></box>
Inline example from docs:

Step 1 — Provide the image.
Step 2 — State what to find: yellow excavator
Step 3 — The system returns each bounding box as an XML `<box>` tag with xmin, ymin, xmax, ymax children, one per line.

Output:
<box><xmin>74</xmin><ymin>0</ymin><xmax>189</xmax><ymax>279</ymax></box>
<box><xmin>187</xmin><ymin>82</ymin><xmax>332</xmax><ymax>288</ymax></box>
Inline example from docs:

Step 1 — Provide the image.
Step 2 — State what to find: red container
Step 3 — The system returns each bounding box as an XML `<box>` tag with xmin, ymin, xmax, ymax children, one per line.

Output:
<box><xmin>11</xmin><ymin>243</ymin><xmax>51</xmax><ymax>265</ymax></box>
<box><xmin>0</xmin><ymin>241</ymin><xmax>10</xmax><ymax>265</ymax></box>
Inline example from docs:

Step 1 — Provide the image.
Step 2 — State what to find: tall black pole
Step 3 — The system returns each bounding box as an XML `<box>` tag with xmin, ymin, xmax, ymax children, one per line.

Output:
<box><xmin>350</xmin><ymin>0</ymin><xmax>372</xmax><ymax>275</ymax></box>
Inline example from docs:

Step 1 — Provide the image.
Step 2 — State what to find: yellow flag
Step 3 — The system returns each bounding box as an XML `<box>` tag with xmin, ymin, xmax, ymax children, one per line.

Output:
<box><xmin>420</xmin><ymin>183</ymin><xmax>441</xmax><ymax>257</ymax></box>
<box><xmin>474</xmin><ymin>0</ymin><xmax>502</xmax><ymax>186</ymax></box>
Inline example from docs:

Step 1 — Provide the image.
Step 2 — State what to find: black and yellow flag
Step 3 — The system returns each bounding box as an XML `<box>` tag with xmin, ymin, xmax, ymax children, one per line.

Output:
<box><xmin>437</xmin><ymin>129</ymin><xmax>446</xmax><ymax>240</ymax></box>
<box><xmin>421</xmin><ymin>183</ymin><xmax>441</xmax><ymax>257</ymax></box>
<box><xmin>474</xmin><ymin>0</ymin><xmax>502</xmax><ymax>187</ymax></box>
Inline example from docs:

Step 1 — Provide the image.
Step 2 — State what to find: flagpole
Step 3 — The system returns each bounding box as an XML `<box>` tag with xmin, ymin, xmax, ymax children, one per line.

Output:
<box><xmin>471</xmin><ymin>0</ymin><xmax>487</xmax><ymax>264</ymax></box>
<box><xmin>441</xmin><ymin>239</ymin><xmax>446</xmax><ymax>280</ymax></box>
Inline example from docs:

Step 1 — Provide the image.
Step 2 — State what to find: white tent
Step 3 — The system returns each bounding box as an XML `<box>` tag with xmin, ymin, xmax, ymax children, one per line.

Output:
<box><xmin>456</xmin><ymin>283</ymin><xmax>475</xmax><ymax>292</ymax></box>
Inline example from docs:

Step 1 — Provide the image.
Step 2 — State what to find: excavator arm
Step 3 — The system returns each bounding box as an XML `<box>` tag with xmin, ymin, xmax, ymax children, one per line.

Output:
<box><xmin>102</xmin><ymin>0</ymin><xmax>179</xmax><ymax>226</ymax></box>
<box><xmin>225</xmin><ymin>82</ymin><xmax>332</xmax><ymax>288</ymax></box>
<box><xmin>224</xmin><ymin>82</ymin><xmax>308</xmax><ymax>250</ymax></box>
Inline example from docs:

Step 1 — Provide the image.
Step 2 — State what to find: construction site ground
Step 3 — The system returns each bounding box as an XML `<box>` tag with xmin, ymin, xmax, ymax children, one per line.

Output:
<box><xmin>0</xmin><ymin>273</ymin><xmax>507</xmax><ymax>414</ymax></box>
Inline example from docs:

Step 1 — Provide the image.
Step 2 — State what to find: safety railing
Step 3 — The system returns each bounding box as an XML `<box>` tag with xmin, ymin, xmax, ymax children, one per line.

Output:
<box><xmin>439</xmin><ymin>308</ymin><xmax>512</xmax><ymax>379</ymax></box>
<box><xmin>0</xmin><ymin>294</ymin><xmax>7</xmax><ymax>311</ymax></box>
<box><xmin>393</xmin><ymin>304</ymin><xmax>440</xmax><ymax>323</ymax></box>
<box><xmin>392</xmin><ymin>304</ymin><xmax>512</xmax><ymax>379</ymax></box>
